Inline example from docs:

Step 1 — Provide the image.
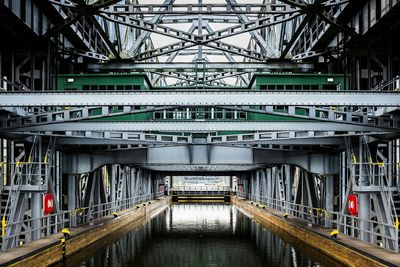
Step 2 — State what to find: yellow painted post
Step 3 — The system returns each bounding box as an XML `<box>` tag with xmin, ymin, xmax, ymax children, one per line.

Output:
<box><xmin>1</xmin><ymin>216</ymin><xmax>6</xmax><ymax>238</ymax></box>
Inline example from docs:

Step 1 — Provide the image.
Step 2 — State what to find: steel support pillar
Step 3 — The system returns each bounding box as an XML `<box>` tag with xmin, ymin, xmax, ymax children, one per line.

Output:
<box><xmin>266</xmin><ymin>168</ymin><xmax>272</xmax><ymax>199</ymax></box>
<box><xmin>325</xmin><ymin>175</ymin><xmax>334</xmax><ymax>228</ymax></box>
<box><xmin>358</xmin><ymin>139</ymin><xmax>371</xmax><ymax>242</ymax></box>
<box><xmin>67</xmin><ymin>174</ymin><xmax>77</xmax><ymax>227</ymax></box>
<box><xmin>110</xmin><ymin>165</ymin><xmax>116</xmax><ymax>212</ymax></box>
<box><xmin>31</xmin><ymin>139</ymin><xmax>42</xmax><ymax>241</ymax></box>
<box><xmin>285</xmin><ymin>165</ymin><xmax>292</xmax><ymax>203</ymax></box>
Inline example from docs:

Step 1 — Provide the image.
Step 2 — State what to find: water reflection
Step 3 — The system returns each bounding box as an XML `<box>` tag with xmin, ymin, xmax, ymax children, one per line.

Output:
<box><xmin>57</xmin><ymin>203</ymin><xmax>340</xmax><ymax>267</ymax></box>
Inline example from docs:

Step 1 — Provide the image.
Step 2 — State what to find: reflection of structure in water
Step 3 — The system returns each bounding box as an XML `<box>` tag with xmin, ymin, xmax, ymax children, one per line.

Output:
<box><xmin>57</xmin><ymin>203</ymin><xmax>339</xmax><ymax>267</ymax></box>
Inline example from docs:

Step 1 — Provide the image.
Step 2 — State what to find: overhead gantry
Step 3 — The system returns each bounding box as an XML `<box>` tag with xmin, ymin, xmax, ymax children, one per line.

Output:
<box><xmin>0</xmin><ymin>0</ymin><xmax>400</xmax><ymax>258</ymax></box>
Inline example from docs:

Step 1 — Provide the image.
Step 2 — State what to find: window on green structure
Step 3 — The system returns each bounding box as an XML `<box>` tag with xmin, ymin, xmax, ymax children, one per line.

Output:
<box><xmin>107</xmin><ymin>85</ymin><xmax>114</xmax><ymax>90</ymax></box>
<box><xmin>286</xmin><ymin>85</ymin><xmax>294</xmax><ymax>90</ymax></box>
<box><xmin>116</xmin><ymin>85</ymin><xmax>124</xmax><ymax>90</ymax></box>
<box><xmin>133</xmin><ymin>85</ymin><xmax>141</xmax><ymax>90</ymax></box>
<box><xmin>277</xmin><ymin>85</ymin><xmax>284</xmax><ymax>90</ymax></box>
<box><xmin>294</xmin><ymin>85</ymin><xmax>302</xmax><ymax>90</ymax></box>
<box><xmin>260</xmin><ymin>85</ymin><xmax>268</xmax><ymax>90</ymax></box>
<box><xmin>154</xmin><ymin>112</ymin><xmax>161</xmax><ymax>119</ymax></box>
<box><xmin>125</xmin><ymin>85</ymin><xmax>133</xmax><ymax>90</ymax></box>
<box><xmin>99</xmin><ymin>85</ymin><xmax>106</xmax><ymax>90</ymax></box>
<box><xmin>82</xmin><ymin>85</ymin><xmax>90</xmax><ymax>90</ymax></box>
<box><xmin>311</xmin><ymin>85</ymin><xmax>319</xmax><ymax>90</ymax></box>
<box><xmin>322</xmin><ymin>84</ymin><xmax>336</xmax><ymax>90</ymax></box>
<box><xmin>268</xmin><ymin>85</ymin><xmax>276</xmax><ymax>90</ymax></box>
<box><xmin>303</xmin><ymin>85</ymin><xmax>311</xmax><ymax>90</ymax></box>
<box><xmin>91</xmin><ymin>85</ymin><xmax>98</xmax><ymax>90</ymax></box>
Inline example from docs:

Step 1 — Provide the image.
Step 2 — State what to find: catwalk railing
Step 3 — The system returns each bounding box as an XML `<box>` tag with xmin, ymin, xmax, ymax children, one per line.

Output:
<box><xmin>1</xmin><ymin>192</ymin><xmax>164</xmax><ymax>251</ymax></box>
<box><xmin>236</xmin><ymin>192</ymin><xmax>399</xmax><ymax>253</ymax></box>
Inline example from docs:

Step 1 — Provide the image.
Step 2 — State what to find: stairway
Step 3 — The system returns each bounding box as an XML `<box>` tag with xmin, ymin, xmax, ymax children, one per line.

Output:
<box><xmin>392</xmin><ymin>192</ymin><xmax>400</xmax><ymax>250</ymax></box>
<box><xmin>0</xmin><ymin>188</ymin><xmax>10</xmax><ymax>247</ymax></box>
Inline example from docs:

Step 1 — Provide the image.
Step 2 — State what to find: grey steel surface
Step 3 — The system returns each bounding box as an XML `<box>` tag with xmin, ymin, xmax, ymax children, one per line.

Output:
<box><xmin>0</xmin><ymin>91</ymin><xmax>399</xmax><ymax>107</ymax></box>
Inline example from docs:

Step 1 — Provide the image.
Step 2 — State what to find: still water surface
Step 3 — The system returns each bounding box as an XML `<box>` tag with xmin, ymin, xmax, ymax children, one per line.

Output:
<box><xmin>57</xmin><ymin>203</ymin><xmax>341</xmax><ymax>267</ymax></box>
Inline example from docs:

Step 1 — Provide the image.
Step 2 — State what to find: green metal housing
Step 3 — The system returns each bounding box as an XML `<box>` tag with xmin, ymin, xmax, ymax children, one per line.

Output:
<box><xmin>56</xmin><ymin>73</ymin><xmax>348</xmax><ymax>130</ymax></box>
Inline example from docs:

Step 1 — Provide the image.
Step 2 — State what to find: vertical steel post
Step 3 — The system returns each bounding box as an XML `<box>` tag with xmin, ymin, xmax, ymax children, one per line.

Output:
<box><xmin>67</xmin><ymin>174</ymin><xmax>76</xmax><ymax>227</ymax></box>
<box><xmin>358</xmin><ymin>137</ymin><xmax>371</xmax><ymax>242</ymax></box>
<box><xmin>110</xmin><ymin>165</ymin><xmax>116</xmax><ymax>211</ymax></box>
<box><xmin>31</xmin><ymin>138</ymin><xmax>42</xmax><ymax>240</ymax></box>
<box><xmin>325</xmin><ymin>175</ymin><xmax>334</xmax><ymax>228</ymax></box>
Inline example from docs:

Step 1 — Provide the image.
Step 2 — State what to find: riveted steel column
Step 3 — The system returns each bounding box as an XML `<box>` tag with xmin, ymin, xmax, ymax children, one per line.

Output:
<box><xmin>325</xmin><ymin>174</ymin><xmax>334</xmax><ymax>228</ymax></box>
<box><xmin>110</xmin><ymin>165</ymin><xmax>116</xmax><ymax>212</ymax></box>
<box><xmin>31</xmin><ymin>138</ymin><xmax>42</xmax><ymax>240</ymax></box>
<box><xmin>358</xmin><ymin>138</ymin><xmax>371</xmax><ymax>242</ymax></box>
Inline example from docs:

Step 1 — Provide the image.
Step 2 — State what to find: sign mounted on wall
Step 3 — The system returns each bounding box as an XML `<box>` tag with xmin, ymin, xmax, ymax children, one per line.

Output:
<box><xmin>43</xmin><ymin>193</ymin><xmax>54</xmax><ymax>215</ymax></box>
<box><xmin>348</xmin><ymin>194</ymin><xmax>358</xmax><ymax>216</ymax></box>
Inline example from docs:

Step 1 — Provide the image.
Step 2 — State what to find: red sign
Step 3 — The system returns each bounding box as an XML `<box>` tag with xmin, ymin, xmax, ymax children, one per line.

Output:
<box><xmin>348</xmin><ymin>194</ymin><xmax>358</xmax><ymax>216</ymax></box>
<box><xmin>43</xmin><ymin>193</ymin><xmax>54</xmax><ymax>215</ymax></box>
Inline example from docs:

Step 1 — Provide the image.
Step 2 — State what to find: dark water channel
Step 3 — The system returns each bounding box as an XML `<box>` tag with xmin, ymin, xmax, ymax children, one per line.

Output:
<box><xmin>56</xmin><ymin>203</ymin><xmax>342</xmax><ymax>267</ymax></box>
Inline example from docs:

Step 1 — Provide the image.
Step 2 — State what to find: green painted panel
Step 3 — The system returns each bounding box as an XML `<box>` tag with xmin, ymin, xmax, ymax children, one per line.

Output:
<box><xmin>56</xmin><ymin>73</ymin><xmax>150</xmax><ymax>91</ymax></box>
<box><xmin>251</xmin><ymin>73</ymin><xmax>349</xmax><ymax>91</ymax></box>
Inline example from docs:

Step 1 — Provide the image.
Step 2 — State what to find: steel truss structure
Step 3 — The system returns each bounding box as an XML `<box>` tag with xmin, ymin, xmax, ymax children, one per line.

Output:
<box><xmin>0</xmin><ymin>0</ymin><xmax>400</xmax><ymax>257</ymax></box>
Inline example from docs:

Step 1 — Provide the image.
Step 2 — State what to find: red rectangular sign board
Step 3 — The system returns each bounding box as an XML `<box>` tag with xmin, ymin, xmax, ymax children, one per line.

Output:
<box><xmin>43</xmin><ymin>193</ymin><xmax>54</xmax><ymax>215</ymax></box>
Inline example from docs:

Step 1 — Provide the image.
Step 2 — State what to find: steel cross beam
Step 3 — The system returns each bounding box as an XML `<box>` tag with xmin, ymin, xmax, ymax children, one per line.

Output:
<box><xmin>133</xmin><ymin>39</ymin><xmax>267</xmax><ymax>62</ymax></box>
<box><xmin>208</xmin><ymin>130</ymin><xmax>394</xmax><ymax>145</ymax></box>
<box><xmin>101</xmin><ymin>3</ymin><xmax>300</xmax><ymax>15</ymax></box>
<box><xmin>2</xmin><ymin>106</ymin><xmax>179</xmax><ymax>130</ymax></box>
<box><xmin>126</xmin><ymin>0</ymin><xmax>175</xmax><ymax>57</ymax></box>
<box><xmin>219</xmin><ymin>106</ymin><xmax>400</xmax><ymax>130</ymax></box>
<box><xmin>6</xmin><ymin>121</ymin><xmax>396</xmax><ymax>132</ymax></box>
<box><xmin>0</xmin><ymin>91</ymin><xmax>399</xmax><ymax>107</ymax></box>
<box><xmin>10</xmin><ymin>131</ymin><xmax>368</xmax><ymax>146</ymax></box>
<box><xmin>86</xmin><ymin>62</ymin><xmax>314</xmax><ymax>72</ymax></box>
<box><xmin>99</xmin><ymin>11</ymin><xmax>299</xmax><ymax>46</ymax></box>
<box><xmin>5</xmin><ymin>131</ymin><xmax>192</xmax><ymax>145</ymax></box>
<box><xmin>161</xmin><ymin>15</ymin><xmax>243</xmax><ymax>24</ymax></box>
<box><xmin>226</xmin><ymin>0</ymin><xmax>276</xmax><ymax>58</ymax></box>
<box><xmin>99</xmin><ymin>14</ymin><xmax>281</xmax><ymax>61</ymax></box>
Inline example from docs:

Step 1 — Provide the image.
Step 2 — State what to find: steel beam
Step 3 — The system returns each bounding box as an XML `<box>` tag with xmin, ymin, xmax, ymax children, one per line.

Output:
<box><xmin>0</xmin><ymin>91</ymin><xmax>399</xmax><ymax>107</ymax></box>
<box><xmin>220</xmin><ymin>106</ymin><xmax>400</xmax><ymax>130</ymax></box>
<box><xmin>87</xmin><ymin>62</ymin><xmax>314</xmax><ymax>72</ymax></box>
<box><xmin>8</xmin><ymin>121</ymin><xmax>395</xmax><ymax>132</ymax></box>
<box><xmin>101</xmin><ymin>3</ymin><xmax>299</xmax><ymax>15</ymax></box>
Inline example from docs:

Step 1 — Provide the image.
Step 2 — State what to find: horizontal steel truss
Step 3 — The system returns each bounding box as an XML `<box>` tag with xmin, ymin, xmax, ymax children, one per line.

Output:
<box><xmin>7</xmin><ymin>130</ymin><xmax>390</xmax><ymax>147</ymax></box>
<box><xmin>0</xmin><ymin>91</ymin><xmax>399</xmax><ymax>107</ymax></box>
<box><xmin>133</xmin><ymin>39</ymin><xmax>267</xmax><ymax>61</ymax></box>
<box><xmin>2</xmin><ymin>105</ymin><xmax>398</xmax><ymax>131</ymax></box>
<box><xmin>220</xmin><ymin>106</ymin><xmax>400</xmax><ymax>130</ymax></box>
<box><xmin>86</xmin><ymin>62</ymin><xmax>314</xmax><ymax>72</ymax></box>
<box><xmin>2</xmin><ymin>106</ymin><xmax>179</xmax><ymax>129</ymax></box>
<box><xmin>208</xmin><ymin>131</ymin><xmax>393</xmax><ymax>144</ymax></box>
<box><xmin>99</xmin><ymin>11</ymin><xmax>299</xmax><ymax>44</ymax></box>
<box><xmin>8</xmin><ymin>131</ymin><xmax>191</xmax><ymax>145</ymax></box>
<box><xmin>7</xmin><ymin>121</ymin><xmax>395</xmax><ymax>132</ymax></box>
<box><xmin>100</xmin><ymin>3</ymin><xmax>300</xmax><ymax>15</ymax></box>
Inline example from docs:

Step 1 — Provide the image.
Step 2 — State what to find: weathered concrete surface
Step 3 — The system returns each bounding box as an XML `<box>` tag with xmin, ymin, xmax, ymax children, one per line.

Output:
<box><xmin>0</xmin><ymin>197</ymin><xmax>170</xmax><ymax>267</ymax></box>
<box><xmin>232</xmin><ymin>197</ymin><xmax>400</xmax><ymax>267</ymax></box>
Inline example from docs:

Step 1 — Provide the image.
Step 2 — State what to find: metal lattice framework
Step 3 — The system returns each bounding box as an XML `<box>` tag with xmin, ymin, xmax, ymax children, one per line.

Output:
<box><xmin>0</xmin><ymin>0</ymin><xmax>399</xmax><ymax>147</ymax></box>
<box><xmin>44</xmin><ymin>0</ymin><xmax>352</xmax><ymax>86</ymax></box>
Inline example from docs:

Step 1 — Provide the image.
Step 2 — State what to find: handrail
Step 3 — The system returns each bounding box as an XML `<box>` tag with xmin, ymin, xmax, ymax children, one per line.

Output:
<box><xmin>236</xmin><ymin>192</ymin><xmax>399</xmax><ymax>252</ymax></box>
